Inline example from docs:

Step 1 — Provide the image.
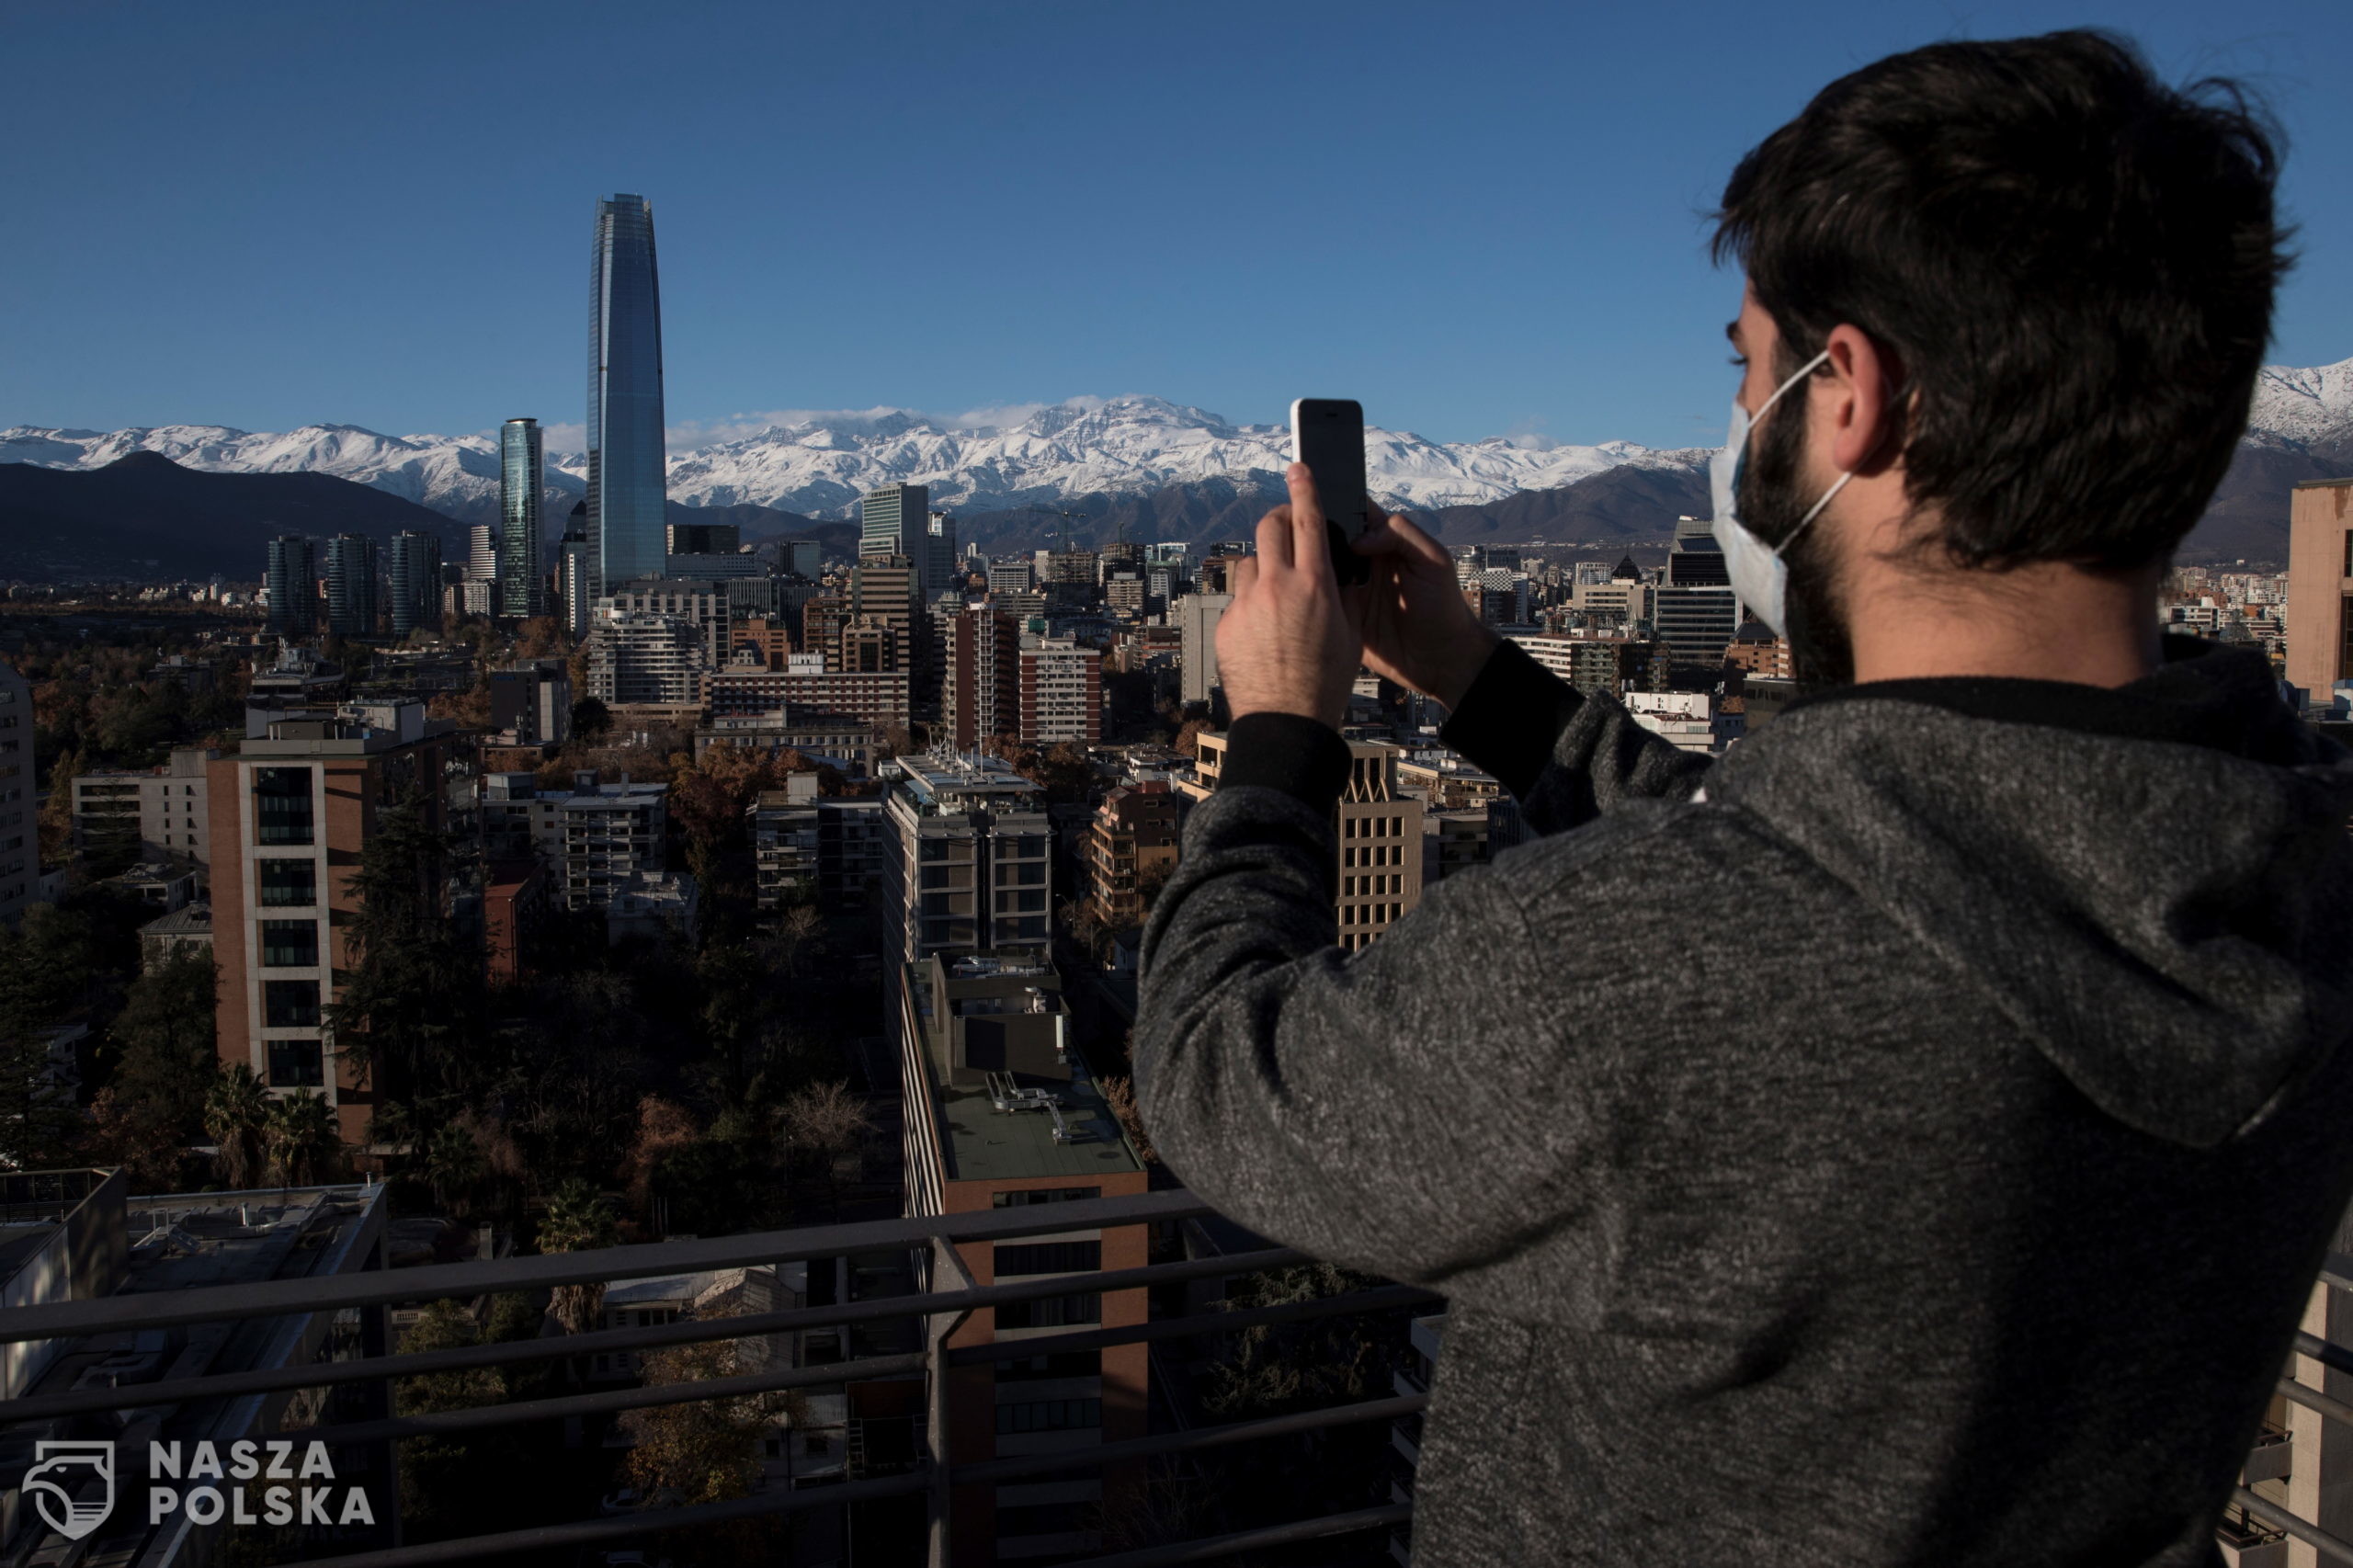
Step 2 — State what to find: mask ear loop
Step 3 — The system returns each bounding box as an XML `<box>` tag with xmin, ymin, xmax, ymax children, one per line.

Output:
<box><xmin>1771</xmin><ymin>348</ymin><xmax>1907</xmax><ymax>555</ymax></box>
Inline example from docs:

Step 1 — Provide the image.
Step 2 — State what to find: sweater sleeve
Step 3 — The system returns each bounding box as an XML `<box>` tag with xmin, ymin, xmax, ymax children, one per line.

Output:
<box><xmin>1133</xmin><ymin>781</ymin><xmax>1611</xmax><ymax>1293</ymax></box>
<box><xmin>1440</xmin><ymin>638</ymin><xmax>1712</xmax><ymax>835</ymax></box>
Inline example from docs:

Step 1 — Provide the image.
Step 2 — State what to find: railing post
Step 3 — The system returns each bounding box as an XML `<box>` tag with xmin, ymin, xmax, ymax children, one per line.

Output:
<box><xmin>928</xmin><ymin>1233</ymin><xmax>978</xmax><ymax>1568</ymax></box>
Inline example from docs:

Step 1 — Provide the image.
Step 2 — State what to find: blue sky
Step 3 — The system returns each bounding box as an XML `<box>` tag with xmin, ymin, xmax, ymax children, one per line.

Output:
<box><xmin>4</xmin><ymin>0</ymin><xmax>2348</xmax><ymax>452</ymax></box>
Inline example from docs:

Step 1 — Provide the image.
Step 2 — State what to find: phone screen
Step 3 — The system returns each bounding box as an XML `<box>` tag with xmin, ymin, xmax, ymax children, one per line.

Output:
<box><xmin>1290</xmin><ymin>398</ymin><xmax>1373</xmax><ymax>586</ymax></box>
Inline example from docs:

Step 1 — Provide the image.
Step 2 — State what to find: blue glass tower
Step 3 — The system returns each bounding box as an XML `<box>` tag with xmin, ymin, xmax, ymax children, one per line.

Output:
<box><xmin>265</xmin><ymin>534</ymin><xmax>317</xmax><ymax>639</ymax></box>
<box><xmin>324</xmin><ymin>534</ymin><xmax>379</xmax><ymax>637</ymax></box>
<box><xmin>499</xmin><ymin>417</ymin><xmax>543</xmax><ymax>618</ymax></box>
<box><xmin>587</xmin><ymin>193</ymin><xmax>667</xmax><ymax>595</ymax></box>
<box><xmin>387</xmin><ymin>531</ymin><xmax>442</xmax><ymax>639</ymax></box>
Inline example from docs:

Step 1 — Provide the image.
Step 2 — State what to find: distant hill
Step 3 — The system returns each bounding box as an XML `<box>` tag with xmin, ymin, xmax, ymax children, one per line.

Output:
<box><xmin>0</xmin><ymin>453</ymin><xmax>467</xmax><ymax>582</ymax></box>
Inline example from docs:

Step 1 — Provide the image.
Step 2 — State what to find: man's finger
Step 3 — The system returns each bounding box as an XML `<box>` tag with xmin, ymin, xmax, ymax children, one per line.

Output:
<box><xmin>1285</xmin><ymin>462</ymin><xmax>1330</xmax><ymax>573</ymax></box>
<box><xmin>1357</xmin><ymin>510</ymin><xmax>1450</xmax><ymax>570</ymax></box>
<box><xmin>1255</xmin><ymin>506</ymin><xmax>1293</xmax><ymax>571</ymax></box>
<box><xmin>1230</xmin><ymin>554</ymin><xmax>1260</xmax><ymax>597</ymax></box>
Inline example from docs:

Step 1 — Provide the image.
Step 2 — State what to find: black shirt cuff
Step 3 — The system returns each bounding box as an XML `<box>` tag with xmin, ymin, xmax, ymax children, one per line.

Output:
<box><xmin>1438</xmin><ymin>638</ymin><xmax>1584</xmax><ymax>799</ymax></box>
<box><xmin>1217</xmin><ymin>712</ymin><xmax>1353</xmax><ymax>813</ymax></box>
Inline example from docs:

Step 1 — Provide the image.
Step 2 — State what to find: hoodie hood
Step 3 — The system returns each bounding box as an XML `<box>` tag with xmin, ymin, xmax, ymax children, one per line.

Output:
<box><xmin>1711</xmin><ymin>642</ymin><xmax>2353</xmax><ymax>1148</ymax></box>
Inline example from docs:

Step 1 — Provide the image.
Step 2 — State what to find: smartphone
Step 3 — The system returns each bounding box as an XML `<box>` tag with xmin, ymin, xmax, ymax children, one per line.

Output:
<box><xmin>1290</xmin><ymin>398</ymin><xmax>1373</xmax><ymax>586</ymax></box>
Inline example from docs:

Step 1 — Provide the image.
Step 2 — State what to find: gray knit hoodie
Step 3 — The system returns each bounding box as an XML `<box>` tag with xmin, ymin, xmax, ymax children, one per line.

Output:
<box><xmin>1134</xmin><ymin>636</ymin><xmax>2353</xmax><ymax>1565</ymax></box>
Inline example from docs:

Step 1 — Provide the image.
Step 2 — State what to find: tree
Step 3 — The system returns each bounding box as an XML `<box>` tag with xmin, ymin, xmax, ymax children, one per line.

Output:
<box><xmin>781</xmin><ymin>1081</ymin><xmax>873</xmax><ymax>1219</ymax></box>
<box><xmin>570</xmin><ymin>695</ymin><xmax>612</xmax><ymax>743</ymax></box>
<box><xmin>203</xmin><ymin>1064</ymin><xmax>269</xmax><ymax>1188</ymax></box>
<box><xmin>622</xmin><ymin>1328</ymin><xmax>795</xmax><ymax>1504</ymax></box>
<box><xmin>92</xmin><ymin>948</ymin><xmax>218</xmax><ymax>1186</ymax></box>
<box><xmin>1098</xmin><ymin>1074</ymin><xmax>1156</xmax><ymax>1165</ymax></box>
<box><xmin>424</xmin><ymin>1120</ymin><xmax>484</xmax><ymax>1214</ymax></box>
<box><xmin>328</xmin><ymin>790</ymin><xmax>485</xmax><ymax>1106</ymax></box>
<box><xmin>263</xmin><ymin>1092</ymin><xmax>341</xmax><ymax>1186</ymax></box>
<box><xmin>539</xmin><ymin>1179</ymin><xmax>620</xmax><ymax>1335</ymax></box>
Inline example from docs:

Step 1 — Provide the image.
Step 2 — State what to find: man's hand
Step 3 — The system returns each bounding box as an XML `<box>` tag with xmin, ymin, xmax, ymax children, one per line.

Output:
<box><xmin>1355</xmin><ymin>510</ymin><xmax>1498</xmax><ymax>709</ymax></box>
<box><xmin>1216</xmin><ymin>463</ymin><xmax>1362</xmax><ymax>727</ymax></box>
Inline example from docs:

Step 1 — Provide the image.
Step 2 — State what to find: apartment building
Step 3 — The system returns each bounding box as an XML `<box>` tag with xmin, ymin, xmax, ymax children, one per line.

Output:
<box><xmin>947</xmin><ymin>604</ymin><xmax>1021</xmax><ymax>751</ymax></box>
<box><xmin>818</xmin><ymin>797</ymin><xmax>888</xmax><ymax>913</ymax></box>
<box><xmin>1086</xmin><ymin>783</ymin><xmax>1180</xmax><ymax>930</ymax></box>
<box><xmin>708</xmin><ymin>668</ymin><xmax>911</xmax><ymax>732</ymax></box>
<box><xmin>588</xmin><ymin>609</ymin><xmax>704</xmax><ymax>704</ymax></box>
<box><xmin>1018</xmin><ymin>639</ymin><xmax>1102</xmax><ymax>746</ymax></box>
<box><xmin>70</xmin><ymin>746</ymin><xmax>218</xmax><ymax>871</ymax></box>
<box><xmin>1509</xmin><ymin>632</ymin><xmax>1669</xmax><ymax>697</ymax></box>
<box><xmin>895</xmin><ymin>951</ymin><xmax>1151</xmax><ymax>1565</ymax></box>
<box><xmin>208</xmin><ymin>702</ymin><xmax>467</xmax><ymax>1142</ymax></box>
<box><xmin>1189</xmin><ymin>733</ymin><xmax>1425</xmax><ymax>951</ymax></box>
<box><xmin>2285</xmin><ymin>478</ymin><xmax>2353</xmax><ymax>700</ymax></box>
<box><xmin>0</xmin><ymin>662</ymin><xmax>31</xmax><ymax>924</ymax></box>
<box><xmin>749</xmin><ymin>774</ymin><xmax>822</xmax><ymax>910</ymax></box>
<box><xmin>881</xmin><ymin>754</ymin><xmax>1052</xmax><ymax>963</ymax></box>
<box><xmin>1178</xmin><ymin>593</ymin><xmax>1231</xmax><ymax>707</ymax></box>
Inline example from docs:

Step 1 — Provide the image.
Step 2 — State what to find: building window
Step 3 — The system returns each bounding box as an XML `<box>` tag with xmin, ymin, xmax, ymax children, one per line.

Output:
<box><xmin>995</xmin><ymin>1294</ymin><xmax>1101</xmax><ymax>1330</ymax></box>
<box><xmin>267</xmin><ymin>1039</ymin><xmax>324</xmax><ymax>1087</ymax></box>
<box><xmin>264</xmin><ymin>979</ymin><xmax>320</xmax><ymax>1028</ymax></box>
<box><xmin>254</xmin><ymin>767</ymin><xmax>315</xmax><ymax>845</ymax></box>
<box><xmin>995</xmin><ymin>1398</ymin><xmax>1101</xmax><ymax>1435</ymax></box>
<box><xmin>260</xmin><ymin>919</ymin><xmax>319</xmax><ymax>968</ymax></box>
<box><xmin>995</xmin><ymin>1241</ymin><xmax>1101</xmax><ymax>1277</ymax></box>
<box><xmin>258</xmin><ymin>858</ymin><xmax>317</xmax><ymax>907</ymax></box>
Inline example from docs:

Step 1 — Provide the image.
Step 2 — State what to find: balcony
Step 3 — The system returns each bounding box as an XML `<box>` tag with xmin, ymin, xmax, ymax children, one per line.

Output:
<box><xmin>0</xmin><ymin>1187</ymin><xmax>1427</xmax><ymax>1568</ymax></box>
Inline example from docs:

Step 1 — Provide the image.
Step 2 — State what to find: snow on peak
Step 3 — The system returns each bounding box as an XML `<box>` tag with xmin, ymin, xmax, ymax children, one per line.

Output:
<box><xmin>2247</xmin><ymin>357</ymin><xmax>2353</xmax><ymax>449</ymax></box>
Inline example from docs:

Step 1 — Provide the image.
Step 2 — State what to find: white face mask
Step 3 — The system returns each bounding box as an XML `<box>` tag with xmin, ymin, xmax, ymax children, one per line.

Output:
<box><xmin>1708</xmin><ymin>348</ymin><xmax>1853</xmax><ymax>637</ymax></box>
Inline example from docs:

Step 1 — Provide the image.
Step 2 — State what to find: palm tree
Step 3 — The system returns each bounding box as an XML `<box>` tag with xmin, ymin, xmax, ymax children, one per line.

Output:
<box><xmin>203</xmin><ymin>1065</ymin><xmax>269</xmax><ymax>1188</ymax></box>
<box><xmin>424</xmin><ymin>1120</ymin><xmax>484</xmax><ymax>1215</ymax></box>
<box><xmin>539</xmin><ymin>1180</ymin><xmax>620</xmax><ymax>1335</ymax></box>
<box><xmin>264</xmin><ymin>1092</ymin><xmax>341</xmax><ymax>1187</ymax></box>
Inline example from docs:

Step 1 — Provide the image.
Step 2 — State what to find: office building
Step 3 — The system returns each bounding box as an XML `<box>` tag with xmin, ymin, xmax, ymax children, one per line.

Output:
<box><xmin>948</xmin><ymin>605</ymin><xmax>1021</xmax><ymax>751</ymax></box>
<box><xmin>588</xmin><ymin>193</ymin><xmax>668</xmax><ymax>593</ymax></box>
<box><xmin>774</xmin><ymin>538</ymin><xmax>823</xmax><ymax>578</ymax></box>
<box><xmin>987</xmin><ymin>559</ymin><xmax>1035</xmax><ymax>596</ymax></box>
<box><xmin>265</xmin><ymin>535</ymin><xmax>318</xmax><ymax>639</ymax></box>
<box><xmin>466</xmin><ymin>523</ymin><xmax>499</xmax><ymax>585</ymax></box>
<box><xmin>1019</xmin><ymin>638</ymin><xmax>1102</xmax><ymax>746</ymax></box>
<box><xmin>861</xmin><ymin>484</ymin><xmax>932</xmax><ymax>584</ymax></box>
<box><xmin>698</xmin><ymin>714</ymin><xmax>879</xmax><ymax>774</ymax></box>
<box><xmin>2284</xmin><ymin>478</ymin><xmax>2353</xmax><ymax>701</ymax></box>
<box><xmin>71</xmin><ymin>747</ymin><xmax>217</xmax><ymax>869</ymax></box>
<box><xmin>386</xmin><ymin>531</ymin><xmax>442</xmax><ymax>640</ymax></box>
<box><xmin>324</xmin><ymin>534</ymin><xmax>379</xmax><ymax>639</ymax></box>
<box><xmin>0</xmin><ymin>661</ymin><xmax>31</xmax><ymax>924</ymax></box>
<box><xmin>1179</xmin><ymin>593</ymin><xmax>1231</xmax><ymax>706</ymax></box>
<box><xmin>881</xmin><ymin>754</ymin><xmax>1052</xmax><ymax>962</ymax></box>
<box><xmin>499</xmin><ymin>417</ymin><xmax>543</xmax><ymax>619</ymax></box>
<box><xmin>894</xmin><ymin>951</ymin><xmax>1152</xmax><ymax>1566</ymax></box>
<box><xmin>708</xmin><ymin>668</ymin><xmax>911</xmax><ymax>732</ymax></box>
<box><xmin>1653</xmin><ymin>586</ymin><xmax>1740</xmax><ymax>670</ymax></box>
<box><xmin>1189</xmin><ymin>733</ymin><xmax>1423</xmax><ymax>951</ymax></box>
<box><xmin>559</xmin><ymin>502</ymin><xmax>595</xmax><ymax>636</ymax></box>
<box><xmin>209</xmin><ymin>701</ymin><xmax>465</xmax><ymax>1142</ymax></box>
<box><xmin>1086</xmin><ymin>782</ymin><xmax>1180</xmax><ymax>929</ymax></box>
<box><xmin>818</xmin><ymin>796</ymin><xmax>888</xmax><ymax>912</ymax></box>
<box><xmin>1510</xmin><ymin>632</ymin><xmax>1669</xmax><ymax>697</ymax></box>
<box><xmin>602</xmin><ymin>578</ymin><xmax>733</xmax><ymax>666</ymax></box>
<box><xmin>667</xmin><ymin>521</ymin><xmax>741</xmax><ymax>556</ymax></box>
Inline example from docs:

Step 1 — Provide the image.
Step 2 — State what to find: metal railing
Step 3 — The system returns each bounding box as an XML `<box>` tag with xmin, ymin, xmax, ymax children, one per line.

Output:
<box><xmin>0</xmin><ymin>1187</ymin><xmax>1436</xmax><ymax>1568</ymax></box>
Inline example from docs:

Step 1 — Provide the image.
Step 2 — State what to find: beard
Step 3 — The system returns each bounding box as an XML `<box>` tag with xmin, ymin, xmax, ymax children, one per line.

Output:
<box><xmin>1735</xmin><ymin>381</ymin><xmax>1853</xmax><ymax>689</ymax></box>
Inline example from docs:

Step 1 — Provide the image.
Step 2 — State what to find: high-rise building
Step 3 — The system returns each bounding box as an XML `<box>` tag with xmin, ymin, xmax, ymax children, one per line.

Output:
<box><xmin>0</xmin><ymin>661</ymin><xmax>33</xmax><ymax>924</ymax></box>
<box><xmin>265</xmin><ymin>536</ymin><xmax>318</xmax><ymax>640</ymax></box>
<box><xmin>2285</xmin><ymin>478</ymin><xmax>2353</xmax><ymax>701</ymax></box>
<box><xmin>1653</xmin><ymin>586</ymin><xmax>1739</xmax><ymax>670</ymax></box>
<box><xmin>588</xmin><ymin>193</ymin><xmax>667</xmax><ymax>594</ymax></box>
<box><xmin>71</xmin><ymin>747</ymin><xmax>217</xmax><ymax>870</ymax></box>
<box><xmin>588</xmin><ymin>610</ymin><xmax>705</xmax><ymax>706</ymax></box>
<box><xmin>1178</xmin><ymin>593</ymin><xmax>1231</xmax><ymax>707</ymax></box>
<box><xmin>488</xmin><ymin>660</ymin><xmax>573</xmax><ymax>747</ymax></box>
<box><xmin>926</xmin><ymin>510</ymin><xmax>961</xmax><ymax>596</ymax></box>
<box><xmin>881</xmin><ymin>754</ymin><xmax>1052</xmax><ymax>961</ymax></box>
<box><xmin>209</xmin><ymin>702</ymin><xmax>466</xmax><ymax>1142</ymax></box>
<box><xmin>324</xmin><ymin>534</ymin><xmax>379</xmax><ymax>639</ymax></box>
<box><xmin>386</xmin><ymin>532</ymin><xmax>442</xmax><ymax>640</ymax></box>
<box><xmin>861</xmin><ymin>484</ymin><xmax>931</xmax><ymax>584</ymax></box>
<box><xmin>666</xmin><ymin>521</ymin><xmax>740</xmax><ymax>556</ymax></box>
<box><xmin>558</xmin><ymin>502</ymin><xmax>594</xmax><ymax>637</ymax></box>
<box><xmin>1018</xmin><ymin>638</ymin><xmax>1102</xmax><ymax>746</ymax></box>
<box><xmin>946</xmin><ymin>604</ymin><xmax>1020</xmax><ymax>751</ymax></box>
<box><xmin>466</xmin><ymin>524</ymin><xmax>498</xmax><ymax>585</ymax></box>
<box><xmin>1086</xmin><ymin>782</ymin><xmax>1180</xmax><ymax>930</ymax></box>
<box><xmin>499</xmin><ymin>418</ymin><xmax>544</xmax><ymax>619</ymax></box>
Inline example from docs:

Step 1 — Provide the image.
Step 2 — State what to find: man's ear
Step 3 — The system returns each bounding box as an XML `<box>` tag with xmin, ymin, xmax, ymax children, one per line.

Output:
<box><xmin>1822</xmin><ymin>324</ymin><xmax>1904</xmax><ymax>475</ymax></box>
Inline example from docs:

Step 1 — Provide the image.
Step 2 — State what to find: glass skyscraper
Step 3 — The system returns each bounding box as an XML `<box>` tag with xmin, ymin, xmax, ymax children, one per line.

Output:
<box><xmin>387</xmin><ymin>531</ymin><xmax>442</xmax><ymax>640</ymax></box>
<box><xmin>324</xmin><ymin>534</ymin><xmax>380</xmax><ymax>638</ymax></box>
<box><xmin>265</xmin><ymin>534</ymin><xmax>317</xmax><ymax>639</ymax></box>
<box><xmin>587</xmin><ymin>193</ymin><xmax>667</xmax><ymax>594</ymax></box>
<box><xmin>499</xmin><ymin>417</ymin><xmax>543</xmax><ymax>618</ymax></box>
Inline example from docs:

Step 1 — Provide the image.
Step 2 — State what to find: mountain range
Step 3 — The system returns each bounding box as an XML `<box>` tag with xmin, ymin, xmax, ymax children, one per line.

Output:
<box><xmin>3</xmin><ymin>358</ymin><xmax>2349</xmax><ymax>577</ymax></box>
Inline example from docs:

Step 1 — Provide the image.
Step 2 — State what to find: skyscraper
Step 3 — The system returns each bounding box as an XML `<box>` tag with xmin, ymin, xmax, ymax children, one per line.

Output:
<box><xmin>324</xmin><ymin>534</ymin><xmax>379</xmax><ymax>638</ymax></box>
<box><xmin>386</xmin><ymin>532</ymin><xmax>442</xmax><ymax>640</ymax></box>
<box><xmin>559</xmin><ymin>503</ymin><xmax>594</xmax><ymax>638</ymax></box>
<box><xmin>588</xmin><ymin>193</ymin><xmax>667</xmax><ymax>594</ymax></box>
<box><xmin>265</xmin><ymin>535</ymin><xmax>318</xmax><ymax>640</ymax></box>
<box><xmin>860</xmin><ymin>483</ymin><xmax>930</xmax><ymax>574</ymax></box>
<box><xmin>499</xmin><ymin>417</ymin><xmax>543</xmax><ymax>619</ymax></box>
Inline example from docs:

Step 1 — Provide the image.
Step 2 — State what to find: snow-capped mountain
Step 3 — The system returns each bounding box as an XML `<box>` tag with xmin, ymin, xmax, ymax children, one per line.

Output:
<box><xmin>2246</xmin><ymin>357</ymin><xmax>2353</xmax><ymax>455</ymax></box>
<box><xmin>0</xmin><ymin>397</ymin><xmax>1702</xmax><ymax>524</ymax></box>
<box><xmin>9</xmin><ymin>363</ymin><xmax>2348</xmax><ymax>523</ymax></box>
